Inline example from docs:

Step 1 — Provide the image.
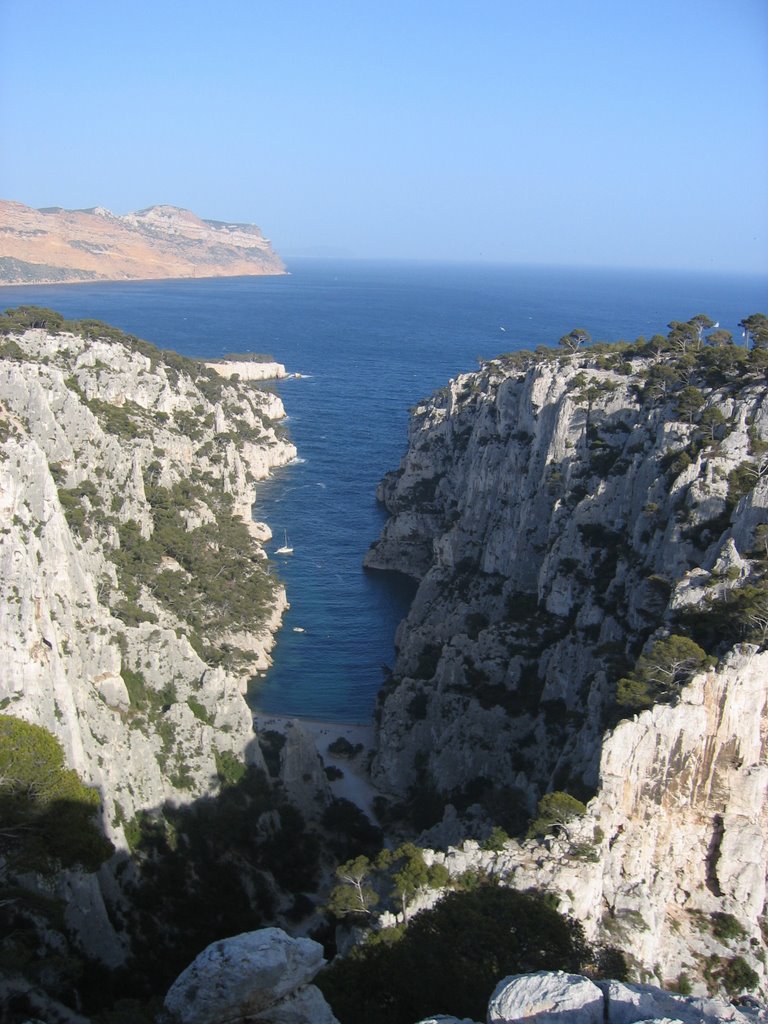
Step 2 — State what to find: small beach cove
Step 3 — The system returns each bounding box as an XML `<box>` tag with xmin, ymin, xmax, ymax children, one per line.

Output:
<box><xmin>253</xmin><ymin>713</ymin><xmax>380</xmax><ymax>822</ymax></box>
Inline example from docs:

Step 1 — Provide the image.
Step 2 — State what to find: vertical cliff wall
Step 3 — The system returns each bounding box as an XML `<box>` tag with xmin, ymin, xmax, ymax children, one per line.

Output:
<box><xmin>366</xmin><ymin>342</ymin><xmax>768</xmax><ymax>809</ymax></box>
<box><xmin>0</xmin><ymin>315</ymin><xmax>296</xmax><ymax>858</ymax></box>
<box><xmin>365</xmin><ymin>334</ymin><xmax>768</xmax><ymax>991</ymax></box>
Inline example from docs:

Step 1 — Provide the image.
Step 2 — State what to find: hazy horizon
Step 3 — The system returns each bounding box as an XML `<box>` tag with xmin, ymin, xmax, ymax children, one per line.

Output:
<box><xmin>1</xmin><ymin>0</ymin><xmax>766</xmax><ymax>276</ymax></box>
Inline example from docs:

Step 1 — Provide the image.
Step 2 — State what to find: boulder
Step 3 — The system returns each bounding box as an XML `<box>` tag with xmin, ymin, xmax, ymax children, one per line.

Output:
<box><xmin>598</xmin><ymin>980</ymin><xmax>755</xmax><ymax>1024</ymax></box>
<box><xmin>487</xmin><ymin>971</ymin><xmax>603</xmax><ymax>1024</ymax></box>
<box><xmin>414</xmin><ymin>1017</ymin><xmax>481</xmax><ymax>1024</ymax></box>
<box><xmin>162</xmin><ymin>928</ymin><xmax>339</xmax><ymax>1024</ymax></box>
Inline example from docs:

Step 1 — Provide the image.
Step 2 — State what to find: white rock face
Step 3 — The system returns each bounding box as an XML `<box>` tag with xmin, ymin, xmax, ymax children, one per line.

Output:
<box><xmin>364</xmin><ymin>347</ymin><xmax>768</xmax><ymax>991</ymax></box>
<box><xmin>414</xmin><ymin>1017</ymin><xmax>481</xmax><ymax>1024</ymax></box>
<box><xmin>162</xmin><ymin>928</ymin><xmax>339</xmax><ymax>1024</ymax></box>
<box><xmin>0</xmin><ymin>325</ymin><xmax>297</xmax><ymax>960</ymax></box>
<box><xmin>369</xmin><ymin>356</ymin><xmax>768</xmax><ymax>800</ymax></box>
<box><xmin>597</xmin><ymin>979</ymin><xmax>756</xmax><ymax>1024</ymax></box>
<box><xmin>205</xmin><ymin>359</ymin><xmax>287</xmax><ymax>381</ymax></box>
<box><xmin>487</xmin><ymin>972</ymin><xmax>604</xmax><ymax>1024</ymax></box>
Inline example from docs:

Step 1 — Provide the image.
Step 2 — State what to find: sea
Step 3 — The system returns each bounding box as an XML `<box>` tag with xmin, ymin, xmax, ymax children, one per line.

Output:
<box><xmin>4</xmin><ymin>259</ymin><xmax>767</xmax><ymax>721</ymax></box>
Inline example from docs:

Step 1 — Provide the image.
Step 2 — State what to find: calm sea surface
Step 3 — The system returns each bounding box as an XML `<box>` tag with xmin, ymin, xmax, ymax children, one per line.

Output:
<box><xmin>4</xmin><ymin>260</ymin><xmax>767</xmax><ymax>721</ymax></box>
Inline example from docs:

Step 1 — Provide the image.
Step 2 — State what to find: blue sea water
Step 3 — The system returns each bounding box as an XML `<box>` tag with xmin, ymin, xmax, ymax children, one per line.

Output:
<box><xmin>4</xmin><ymin>260</ymin><xmax>767</xmax><ymax>721</ymax></box>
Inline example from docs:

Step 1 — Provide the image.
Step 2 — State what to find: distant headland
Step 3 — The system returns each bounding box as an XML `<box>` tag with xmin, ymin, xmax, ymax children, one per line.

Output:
<box><xmin>0</xmin><ymin>200</ymin><xmax>286</xmax><ymax>285</ymax></box>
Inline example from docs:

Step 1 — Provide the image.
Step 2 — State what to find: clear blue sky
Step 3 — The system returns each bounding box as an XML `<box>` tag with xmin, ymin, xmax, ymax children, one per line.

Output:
<box><xmin>1</xmin><ymin>0</ymin><xmax>766</xmax><ymax>273</ymax></box>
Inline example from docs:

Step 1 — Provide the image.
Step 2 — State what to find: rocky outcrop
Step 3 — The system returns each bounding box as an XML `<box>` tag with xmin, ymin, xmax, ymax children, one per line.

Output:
<box><xmin>0</xmin><ymin>200</ymin><xmax>285</xmax><ymax>284</ymax></box>
<box><xmin>365</xmin><ymin>338</ymin><xmax>768</xmax><ymax>992</ymax></box>
<box><xmin>487</xmin><ymin>972</ymin><xmax>603</xmax><ymax>1024</ymax></box>
<box><xmin>484</xmin><ymin>973</ymin><xmax>762</xmax><ymax>1024</ymax></box>
<box><xmin>367</xmin><ymin>345</ymin><xmax>768</xmax><ymax>804</ymax></box>
<box><xmin>372</xmin><ymin>649</ymin><xmax>767</xmax><ymax>991</ymax></box>
<box><xmin>206</xmin><ymin>359</ymin><xmax>288</xmax><ymax>381</ymax></box>
<box><xmin>162</xmin><ymin>929</ymin><xmax>339</xmax><ymax>1024</ymax></box>
<box><xmin>0</xmin><ymin>318</ymin><xmax>295</xmax><ymax>860</ymax></box>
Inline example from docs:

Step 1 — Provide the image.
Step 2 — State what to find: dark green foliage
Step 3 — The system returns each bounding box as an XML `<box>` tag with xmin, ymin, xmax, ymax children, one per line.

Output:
<box><xmin>317</xmin><ymin>885</ymin><xmax>588</xmax><ymax>1024</ymax></box>
<box><xmin>322</xmin><ymin>798</ymin><xmax>384</xmax><ymax>859</ymax></box>
<box><xmin>110</xmin><ymin>483</ymin><xmax>276</xmax><ymax>667</ymax></box>
<box><xmin>679</xmin><ymin>580</ymin><xmax>768</xmax><ymax>655</ymax></box>
<box><xmin>590</xmin><ymin>945</ymin><xmax>629</xmax><ymax>982</ymax></box>
<box><xmin>711</xmin><ymin>955</ymin><xmax>760</xmax><ymax>995</ymax></box>
<box><xmin>214</xmin><ymin>748</ymin><xmax>247</xmax><ymax>786</ymax></box>
<box><xmin>739</xmin><ymin>314</ymin><xmax>768</xmax><ymax>350</ymax></box>
<box><xmin>482</xmin><ymin>825</ymin><xmax>510</xmax><ymax>851</ymax></box>
<box><xmin>527</xmin><ymin>791</ymin><xmax>587</xmax><ymax>840</ymax></box>
<box><xmin>0</xmin><ymin>337</ymin><xmax>25</xmax><ymax>359</ymax></box>
<box><xmin>616</xmin><ymin>635</ymin><xmax>712</xmax><ymax>712</ymax></box>
<box><xmin>119</xmin><ymin>765</ymin><xmax>320</xmax><ymax>1001</ymax></box>
<box><xmin>559</xmin><ymin>328</ymin><xmax>591</xmax><ymax>353</ymax></box>
<box><xmin>258</xmin><ymin>729</ymin><xmax>286</xmax><ymax>778</ymax></box>
<box><xmin>0</xmin><ymin>305</ymin><xmax>66</xmax><ymax>333</ymax></box>
<box><xmin>711</xmin><ymin>912</ymin><xmax>746</xmax><ymax>942</ymax></box>
<box><xmin>0</xmin><ymin>715</ymin><xmax>113</xmax><ymax>873</ymax></box>
<box><xmin>328</xmin><ymin>735</ymin><xmax>364</xmax><ymax>758</ymax></box>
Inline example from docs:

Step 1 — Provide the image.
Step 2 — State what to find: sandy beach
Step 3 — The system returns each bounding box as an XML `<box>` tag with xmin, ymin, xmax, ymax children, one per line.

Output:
<box><xmin>253</xmin><ymin>713</ymin><xmax>380</xmax><ymax>821</ymax></box>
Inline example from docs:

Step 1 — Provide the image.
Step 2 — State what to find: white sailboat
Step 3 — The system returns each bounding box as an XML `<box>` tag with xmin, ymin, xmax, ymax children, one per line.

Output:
<box><xmin>275</xmin><ymin>529</ymin><xmax>293</xmax><ymax>555</ymax></box>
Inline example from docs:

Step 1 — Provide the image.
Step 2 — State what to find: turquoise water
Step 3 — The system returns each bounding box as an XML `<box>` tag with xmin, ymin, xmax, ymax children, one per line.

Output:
<box><xmin>4</xmin><ymin>259</ymin><xmax>766</xmax><ymax>720</ymax></box>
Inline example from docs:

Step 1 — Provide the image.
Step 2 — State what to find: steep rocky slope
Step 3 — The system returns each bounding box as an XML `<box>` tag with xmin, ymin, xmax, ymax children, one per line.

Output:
<box><xmin>364</xmin><ymin>329</ymin><xmax>768</xmax><ymax>990</ymax></box>
<box><xmin>367</xmin><ymin>336</ymin><xmax>768</xmax><ymax>807</ymax></box>
<box><xmin>0</xmin><ymin>200</ymin><xmax>285</xmax><ymax>284</ymax></box>
<box><xmin>369</xmin><ymin>647</ymin><xmax>767</xmax><ymax>993</ymax></box>
<box><xmin>0</xmin><ymin>309</ymin><xmax>295</xmax><ymax>865</ymax></box>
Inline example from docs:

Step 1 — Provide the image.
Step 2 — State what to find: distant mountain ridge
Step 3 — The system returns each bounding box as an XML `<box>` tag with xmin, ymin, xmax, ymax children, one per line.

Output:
<box><xmin>0</xmin><ymin>200</ymin><xmax>286</xmax><ymax>285</ymax></box>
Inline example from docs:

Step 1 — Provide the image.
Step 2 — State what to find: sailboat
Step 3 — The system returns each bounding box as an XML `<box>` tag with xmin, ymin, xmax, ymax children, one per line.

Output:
<box><xmin>275</xmin><ymin>530</ymin><xmax>293</xmax><ymax>555</ymax></box>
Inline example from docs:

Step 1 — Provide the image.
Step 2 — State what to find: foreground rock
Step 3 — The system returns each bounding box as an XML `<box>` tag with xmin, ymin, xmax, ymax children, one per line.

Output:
<box><xmin>0</xmin><ymin>200</ymin><xmax>285</xmax><ymax>284</ymax></box>
<box><xmin>487</xmin><ymin>972</ymin><xmax>603</xmax><ymax>1024</ymax></box>
<box><xmin>162</xmin><ymin>929</ymin><xmax>339</xmax><ymax>1024</ymax></box>
<box><xmin>483</xmin><ymin>972</ymin><xmax>762</xmax><ymax>1024</ymax></box>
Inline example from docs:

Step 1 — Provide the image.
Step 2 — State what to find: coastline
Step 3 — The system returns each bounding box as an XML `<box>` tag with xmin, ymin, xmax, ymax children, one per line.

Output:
<box><xmin>253</xmin><ymin>712</ymin><xmax>379</xmax><ymax>821</ymax></box>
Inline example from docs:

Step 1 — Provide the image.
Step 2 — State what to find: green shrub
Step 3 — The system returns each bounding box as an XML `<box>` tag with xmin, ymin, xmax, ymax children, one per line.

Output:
<box><xmin>214</xmin><ymin>749</ymin><xmax>247</xmax><ymax>787</ymax></box>
<box><xmin>317</xmin><ymin>886</ymin><xmax>588</xmax><ymax>1024</ymax></box>
<box><xmin>711</xmin><ymin>911</ymin><xmax>746</xmax><ymax>942</ymax></box>
<box><xmin>616</xmin><ymin>635</ymin><xmax>711</xmax><ymax>712</ymax></box>
<box><xmin>527</xmin><ymin>791</ymin><xmax>587</xmax><ymax>840</ymax></box>
<box><xmin>0</xmin><ymin>714</ymin><xmax>113</xmax><ymax>872</ymax></box>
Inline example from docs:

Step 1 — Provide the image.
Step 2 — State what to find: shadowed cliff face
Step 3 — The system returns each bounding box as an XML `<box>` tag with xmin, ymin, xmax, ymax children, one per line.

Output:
<box><xmin>0</xmin><ymin>201</ymin><xmax>285</xmax><ymax>284</ymax></box>
<box><xmin>365</xmin><ymin>342</ymin><xmax>768</xmax><ymax>810</ymax></box>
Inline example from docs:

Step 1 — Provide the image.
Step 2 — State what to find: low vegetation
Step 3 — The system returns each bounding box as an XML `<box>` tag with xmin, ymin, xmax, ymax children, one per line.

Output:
<box><xmin>318</xmin><ymin>884</ymin><xmax>620</xmax><ymax>1024</ymax></box>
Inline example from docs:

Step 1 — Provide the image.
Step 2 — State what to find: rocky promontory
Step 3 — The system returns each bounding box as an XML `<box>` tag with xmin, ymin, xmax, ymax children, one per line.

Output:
<box><xmin>365</xmin><ymin>324</ymin><xmax>768</xmax><ymax>992</ymax></box>
<box><xmin>0</xmin><ymin>200</ymin><xmax>285</xmax><ymax>284</ymax></box>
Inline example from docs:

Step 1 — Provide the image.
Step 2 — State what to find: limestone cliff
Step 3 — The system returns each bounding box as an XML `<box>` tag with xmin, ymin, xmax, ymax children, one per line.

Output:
<box><xmin>367</xmin><ymin>341</ymin><xmax>768</xmax><ymax>804</ymax></box>
<box><xmin>0</xmin><ymin>200</ymin><xmax>285</xmax><ymax>284</ymax></box>
<box><xmin>0</xmin><ymin>309</ymin><xmax>296</xmax><ymax>865</ymax></box>
<box><xmin>375</xmin><ymin>648</ymin><xmax>766</xmax><ymax>993</ymax></box>
<box><xmin>365</xmin><ymin>333</ymin><xmax>768</xmax><ymax>991</ymax></box>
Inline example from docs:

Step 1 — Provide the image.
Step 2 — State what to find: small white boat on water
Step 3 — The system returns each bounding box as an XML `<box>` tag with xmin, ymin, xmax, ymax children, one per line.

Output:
<box><xmin>275</xmin><ymin>530</ymin><xmax>293</xmax><ymax>555</ymax></box>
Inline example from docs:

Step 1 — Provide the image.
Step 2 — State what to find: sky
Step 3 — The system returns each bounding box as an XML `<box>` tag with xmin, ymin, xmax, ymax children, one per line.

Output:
<box><xmin>0</xmin><ymin>0</ymin><xmax>766</xmax><ymax>273</ymax></box>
